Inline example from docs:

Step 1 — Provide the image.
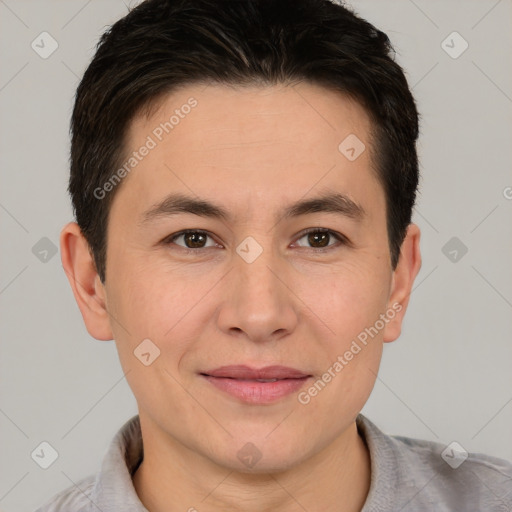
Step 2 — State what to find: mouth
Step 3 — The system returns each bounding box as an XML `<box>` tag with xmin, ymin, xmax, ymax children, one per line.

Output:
<box><xmin>200</xmin><ymin>365</ymin><xmax>312</xmax><ymax>404</ymax></box>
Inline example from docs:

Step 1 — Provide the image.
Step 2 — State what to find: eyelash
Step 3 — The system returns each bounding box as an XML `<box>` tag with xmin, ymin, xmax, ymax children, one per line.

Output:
<box><xmin>163</xmin><ymin>228</ymin><xmax>348</xmax><ymax>254</ymax></box>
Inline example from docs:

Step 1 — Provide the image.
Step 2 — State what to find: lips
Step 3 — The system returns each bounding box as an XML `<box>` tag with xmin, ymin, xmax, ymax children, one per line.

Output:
<box><xmin>203</xmin><ymin>365</ymin><xmax>310</xmax><ymax>380</ymax></box>
<box><xmin>201</xmin><ymin>365</ymin><xmax>312</xmax><ymax>404</ymax></box>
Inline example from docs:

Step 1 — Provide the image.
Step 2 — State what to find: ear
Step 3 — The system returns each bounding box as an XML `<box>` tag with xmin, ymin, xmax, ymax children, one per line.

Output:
<box><xmin>382</xmin><ymin>223</ymin><xmax>422</xmax><ymax>343</ymax></box>
<box><xmin>60</xmin><ymin>221</ymin><xmax>113</xmax><ymax>341</ymax></box>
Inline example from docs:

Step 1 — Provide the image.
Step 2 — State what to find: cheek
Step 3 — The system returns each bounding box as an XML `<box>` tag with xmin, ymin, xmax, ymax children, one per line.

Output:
<box><xmin>107</xmin><ymin>257</ymin><xmax>217</xmax><ymax>362</ymax></box>
<box><xmin>298</xmin><ymin>269</ymin><xmax>386</xmax><ymax>417</ymax></box>
<box><xmin>298</xmin><ymin>258</ymin><xmax>389</xmax><ymax>407</ymax></box>
<box><xmin>107</xmin><ymin>267</ymin><xmax>201</xmax><ymax>409</ymax></box>
<box><xmin>300</xmin><ymin>259</ymin><xmax>390</xmax><ymax>338</ymax></box>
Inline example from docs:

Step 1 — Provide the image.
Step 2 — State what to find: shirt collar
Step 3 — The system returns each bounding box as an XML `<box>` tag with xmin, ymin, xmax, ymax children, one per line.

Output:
<box><xmin>92</xmin><ymin>415</ymin><xmax>147</xmax><ymax>511</ymax></box>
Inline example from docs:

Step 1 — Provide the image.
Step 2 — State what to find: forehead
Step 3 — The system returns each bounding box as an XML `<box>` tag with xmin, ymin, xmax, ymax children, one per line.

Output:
<box><xmin>114</xmin><ymin>82</ymin><xmax>383</xmax><ymax>223</ymax></box>
<box><xmin>132</xmin><ymin>82</ymin><xmax>373</xmax><ymax>153</ymax></box>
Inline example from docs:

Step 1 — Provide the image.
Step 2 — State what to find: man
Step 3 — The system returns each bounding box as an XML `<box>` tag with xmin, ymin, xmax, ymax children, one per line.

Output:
<box><xmin>36</xmin><ymin>0</ymin><xmax>512</xmax><ymax>510</ymax></box>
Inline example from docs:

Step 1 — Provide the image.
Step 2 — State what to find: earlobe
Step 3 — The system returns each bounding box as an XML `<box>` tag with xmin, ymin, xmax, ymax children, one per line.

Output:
<box><xmin>60</xmin><ymin>221</ymin><xmax>114</xmax><ymax>341</ymax></box>
<box><xmin>382</xmin><ymin>223</ymin><xmax>422</xmax><ymax>343</ymax></box>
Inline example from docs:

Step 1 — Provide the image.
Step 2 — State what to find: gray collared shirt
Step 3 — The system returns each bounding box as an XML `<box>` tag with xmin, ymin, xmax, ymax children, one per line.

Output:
<box><xmin>34</xmin><ymin>414</ymin><xmax>512</xmax><ymax>511</ymax></box>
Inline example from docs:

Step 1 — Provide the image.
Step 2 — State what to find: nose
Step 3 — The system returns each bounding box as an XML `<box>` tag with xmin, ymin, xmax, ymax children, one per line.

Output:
<box><xmin>216</xmin><ymin>244</ymin><xmax>299</xmax><ymax>345</ymax></box>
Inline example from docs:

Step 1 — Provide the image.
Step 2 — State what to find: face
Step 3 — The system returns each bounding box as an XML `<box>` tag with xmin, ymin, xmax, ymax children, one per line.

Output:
<box><xmin>73</xmin><ymin>82</ymin><xmax>419</xmax><ymax>472</ymax></box>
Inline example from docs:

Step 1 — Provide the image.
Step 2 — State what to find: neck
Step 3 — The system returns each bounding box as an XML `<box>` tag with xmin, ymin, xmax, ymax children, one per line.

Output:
<box><xmin>132</xmin><ymin>416</ymin><xmax>371</xmax><ymax>512</ymax></box>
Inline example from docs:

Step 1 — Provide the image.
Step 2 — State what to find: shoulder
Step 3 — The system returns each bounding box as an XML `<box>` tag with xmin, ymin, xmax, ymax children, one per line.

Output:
<box><xmin>33</xmin><ymin>474</ymin><xmax>97</xmax><ymax>512</ymax></box>
<box><xmin>358</xmin><ymin>415</ymin><xmax>512</xmax><ymax>511</ymax></box>
<box><xmin>33</xmin><ymin>415</ymin><xmax>144</xmax><ymax>512</ymax></box>
<box><xmin>393</xmin><ymin>433</ymin><xmax>512</xmax><ymax>498</ymax></box>
<box><xmin>398</xmin><ymin>436</ymin><xmax>512</xmax><ymax>480</ymax></box>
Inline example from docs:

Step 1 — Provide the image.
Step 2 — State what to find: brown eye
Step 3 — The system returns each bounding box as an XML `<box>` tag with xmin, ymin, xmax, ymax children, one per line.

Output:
<box><xmin>167</xmin><ymin>230</ymin><xmax>216</xmax><ymax>250</ymax></box>
<box><xmin>307</xmin><ymin>231</ymin><xmax>330</xmax><ymax>248</ymax></box>
<box><xmin>182</xmin><ymin>231</ymin><xmax>207</xmax><ymax>248</ymax></box>
<box><xmin>295</xmin><ymin>229</ymin><xmax>345</xmax><ymax>250</ymax></box>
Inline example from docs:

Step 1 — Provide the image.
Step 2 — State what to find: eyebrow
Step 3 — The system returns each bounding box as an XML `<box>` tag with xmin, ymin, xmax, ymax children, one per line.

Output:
<box><xmin>139</xmin><ymin>190</ymin><xmax>366</xmax><ymax>226</ymax></box>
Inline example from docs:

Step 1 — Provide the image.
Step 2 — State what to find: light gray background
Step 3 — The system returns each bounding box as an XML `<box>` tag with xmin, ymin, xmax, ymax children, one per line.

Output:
<box><xmin>1</xmin><ymin>1</ymin><xmax>511</xmax><ymax>510</ymax></box>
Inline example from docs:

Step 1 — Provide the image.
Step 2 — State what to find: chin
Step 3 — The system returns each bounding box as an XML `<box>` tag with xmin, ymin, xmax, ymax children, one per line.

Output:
<box><xmin>208</xmin><ymin>436</ymin><xmax>312</xmax><ymax>475</ymax></box>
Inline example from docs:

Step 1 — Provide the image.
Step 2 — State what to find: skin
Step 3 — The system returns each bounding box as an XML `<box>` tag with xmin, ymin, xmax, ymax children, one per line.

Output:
<box><xmin>61</xmin><ymin>82</ymin><xmax>421</xmax><ymax>512</ymax></box>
